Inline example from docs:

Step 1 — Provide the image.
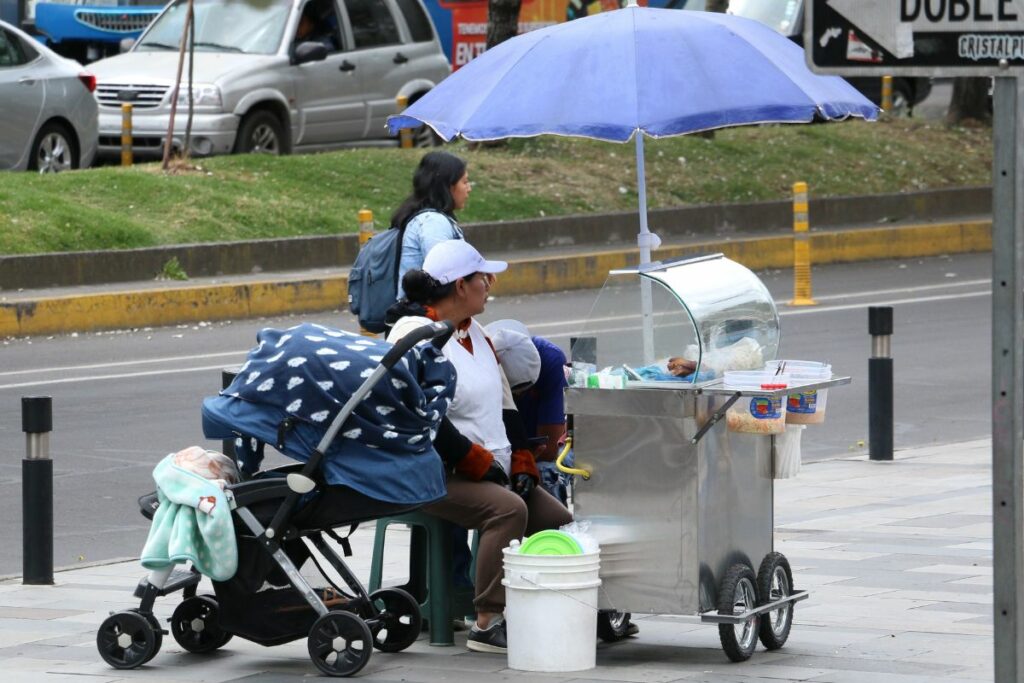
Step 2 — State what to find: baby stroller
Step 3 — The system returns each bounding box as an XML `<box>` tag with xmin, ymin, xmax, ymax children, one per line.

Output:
<box><xmin>96</xmin><ymin>320</ymin><xmax>454</xmax><ymax>677</ymax></box>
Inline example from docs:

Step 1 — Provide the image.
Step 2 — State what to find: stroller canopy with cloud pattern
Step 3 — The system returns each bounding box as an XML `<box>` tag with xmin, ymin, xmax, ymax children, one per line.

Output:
<box><xmin>202</xmin><ymin>323</ymin><xmax>456</xmax><ymax>506</ymax></box>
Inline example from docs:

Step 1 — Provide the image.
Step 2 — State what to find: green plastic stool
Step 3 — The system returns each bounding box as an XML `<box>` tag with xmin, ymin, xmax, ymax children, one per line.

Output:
<box><xmin>368</xmin><ymin>511</ymin><xmax>476</xmax><ymax>646</ymax></box>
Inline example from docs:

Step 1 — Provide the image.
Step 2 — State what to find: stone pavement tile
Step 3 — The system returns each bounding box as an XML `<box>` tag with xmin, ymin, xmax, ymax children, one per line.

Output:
<box><xmin>808</xmin><ymin>673</ymin><xmax>990</xmax><ymax>683</ymax></box>
<box><xmin>907</xmin><ymin>564</ymin><xmax>990</xmax><ymax>576</ymax></box>
<box><xmin>892</xmin><ymin>589</ymin><xmax>992</xmax><ymax>604</ymax></box>
<box><xmin>766</xmin><ymin>653</ymin><xmax>964</xmax><ymax>677</ymax></box>
<box><xmin>911</xmin><ymin>601</ymin><xmax>991</xmax><ymax>615</ymax></box>
<box><xmin>0</xmin><ymin>606</ymin><xmax>89</xmax><ymax>620</ymax></box>
<box><xmin>882</xmin><ymin>514</ymin><xmax>989</xmax><ymax>529</ymax></box>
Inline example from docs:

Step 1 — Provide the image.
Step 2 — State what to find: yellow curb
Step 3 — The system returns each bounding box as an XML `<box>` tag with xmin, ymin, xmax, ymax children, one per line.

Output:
<box><xmin>0</xmin><ymin>220</ymin><xmax>992</xmax><ymax>337</ymax></box>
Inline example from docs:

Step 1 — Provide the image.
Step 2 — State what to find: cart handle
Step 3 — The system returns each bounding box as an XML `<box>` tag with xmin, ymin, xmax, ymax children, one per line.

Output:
<box><xmin>555</xmin><ymin>436</ymin><xmax>591</xmax><ymax>480</ymax></box>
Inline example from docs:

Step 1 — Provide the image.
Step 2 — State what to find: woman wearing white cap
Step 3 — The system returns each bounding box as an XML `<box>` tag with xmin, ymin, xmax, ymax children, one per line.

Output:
<box><xmin>386</xmin><ymin>239</ymin><xmax>573</xmax><ymax>654</ymax></box>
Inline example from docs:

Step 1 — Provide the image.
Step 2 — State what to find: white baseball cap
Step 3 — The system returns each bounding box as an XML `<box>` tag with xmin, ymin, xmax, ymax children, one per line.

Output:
<box><xmin>484</xmin><ymin>319</ymin><xmax>540</xmax><ymax>390</ymax></box>
<box><xmin>423</xmin><ymin>240</ymin><xmax>507</xmax><ymax>285</ymax></box>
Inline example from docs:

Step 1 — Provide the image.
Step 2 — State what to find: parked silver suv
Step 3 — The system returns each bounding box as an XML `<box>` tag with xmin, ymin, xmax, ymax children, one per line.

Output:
<box><xmin>88</xmin><ymin>0</ymin><xmax>450</xmax><ymax>158</ymax></box>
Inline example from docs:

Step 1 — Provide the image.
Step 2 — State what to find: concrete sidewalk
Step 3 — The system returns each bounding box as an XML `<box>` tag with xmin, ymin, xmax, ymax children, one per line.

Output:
<box><xmin>0</xmin><ymin>439</ymin><xmax>993</xmax><ymax>682</ymax></box>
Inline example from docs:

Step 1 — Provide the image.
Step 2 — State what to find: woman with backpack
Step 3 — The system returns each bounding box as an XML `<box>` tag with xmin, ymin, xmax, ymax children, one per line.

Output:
<box><xmin>394</xmin><ymin>151</ymin><xmax>470</xmax><ymax>298</ymax></box>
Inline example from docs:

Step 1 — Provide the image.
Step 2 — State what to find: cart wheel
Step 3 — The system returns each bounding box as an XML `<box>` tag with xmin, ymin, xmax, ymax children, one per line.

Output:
<box><xmin>716</xmin><ymin>563</ymin><xmax>760</xmax><ymax>662</ymax></box>
<box><xmin>757</xmin><ymin>552</ymin><xmax>794</xmax><ymax>650</ymax></box>
<box><xmin>97</xmin><ymin>610</ymin><xmax>160</xmax><ymax>669</ymax></box>
<box><xmin>171</xmin><ymin>595</ymin><xmax>233</xmax><ymax>653</ymax></box>
<box><xmin>367</xmin><ymin>587</ymin><xmax>421</xmax><ymax>652</ymax></box>
<box><xmin>128</xmin><ymin>609</ymin><xmax>163</xmax><ymax>663</ymax></box>
<box><xmin>308</xmin><ymin>611</ymin><xmax>373</xmax><ymax>677</ymax></box>
<box><xmin>597</xmin><ymin>610</ymin><xmax>637</xmax><ymax>642</ymax></box>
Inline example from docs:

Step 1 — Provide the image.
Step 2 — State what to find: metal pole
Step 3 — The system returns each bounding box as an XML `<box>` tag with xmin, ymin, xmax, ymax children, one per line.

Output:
<box><xmin>635</xmin><ymin>133</ymin><xmax>656</xmax><ymax>365</ymax></box>
<box><xmin>22</xmin><ymin>396</ymin><xmax>53</xmax><ymax>585</ymax></box>
<box><xmin>789</xmin><ymin>181</ymin><xmax>816</xmax><ymax>306</ymax></box>
<box><xmin>991</xmin><ymin>73</ymin><xmax>1024</xmax><ymax>682</ymax></box>
<box><xmin>120</xmin><ymin>103</ymin><xmax>133</xmax><ymax>167</ymax></box>
<box><xmin>880</xmin><ymin>75</ymin><xmax>893</xmax><ymax>113</ymax></box>
<box><xmin>358</xmin><ymin>209</ymin><xmax>375</xmax><ymax>246</ymax></box>
<box><xmin>397</xmin><ymin>95</ymin><xmax>413</xmax><ymax>149</ymax></box>
<box><xmin>867</xmin><ymin>306</ymin><xmax>892</xmax><ymax>462</ymax></box>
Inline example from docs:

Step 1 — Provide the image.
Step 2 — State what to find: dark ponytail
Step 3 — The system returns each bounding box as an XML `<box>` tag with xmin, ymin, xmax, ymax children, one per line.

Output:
<box><xmin>401</xmin><ymin>269</ymin><xmax>454</xmax><ymax>306</ymax></box>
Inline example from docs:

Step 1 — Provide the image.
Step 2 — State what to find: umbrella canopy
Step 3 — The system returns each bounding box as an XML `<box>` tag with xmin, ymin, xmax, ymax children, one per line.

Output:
<box><xmin>388</xmin><ymin>5</ymin><xmax>878</xmax><ymax>142</ymax></box>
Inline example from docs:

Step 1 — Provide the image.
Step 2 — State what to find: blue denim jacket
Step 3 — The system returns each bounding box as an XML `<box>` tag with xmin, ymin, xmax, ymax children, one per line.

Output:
<box><xmin>397</xmin><ymin>210</ymin><xmax>463</xmax><ymax>299</ymax></box>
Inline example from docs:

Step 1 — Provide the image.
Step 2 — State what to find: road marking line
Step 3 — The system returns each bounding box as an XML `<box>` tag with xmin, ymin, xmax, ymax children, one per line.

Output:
<box><xmin>0</xmin><ymin>364</ymin><xmax>230</xmax><ymax>390</ymax></box>
<box><xmin>1</xmin><ymin>288</ymin><xmax>991</xmax><ymax>386</ymax></box>
<box><xmin>0</xmin><ymin>350</ymin><xmax>246</xmax><ymax>378</ymax></box>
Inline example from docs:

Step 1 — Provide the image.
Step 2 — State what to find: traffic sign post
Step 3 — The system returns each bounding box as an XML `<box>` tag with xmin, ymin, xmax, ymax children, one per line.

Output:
<box><xmin>805</xmin><ymin>2</ymin><xmax>1024</xmax><ymax>677</ymax></box>
<box><xmin>806</xmin><ymin>0</ymin><xmax>1024</xmax><ymax>76</ymax></box>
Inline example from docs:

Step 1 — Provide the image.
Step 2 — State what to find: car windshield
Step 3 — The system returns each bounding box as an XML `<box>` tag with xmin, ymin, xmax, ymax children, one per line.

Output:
<box><xmin>728</xmin><ymin>0</ymin><xmax>801</xmax><ymax>37</ymax></box>
<box><xmin>137</xmin><ymin>0</ymin><xmax>292</xmax><ymax>55</ymax></box>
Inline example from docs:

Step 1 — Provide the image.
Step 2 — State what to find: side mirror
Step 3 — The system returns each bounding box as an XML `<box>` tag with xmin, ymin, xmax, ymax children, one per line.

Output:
<box><xmin>293</xmin><ymin>41</ymin><xmax>328</xmax><ymax>65</ymax></box>
<box><xmin>120</xmin><ymin>37</ymin><xmax>136</xmax><ymax>53</ymax></box>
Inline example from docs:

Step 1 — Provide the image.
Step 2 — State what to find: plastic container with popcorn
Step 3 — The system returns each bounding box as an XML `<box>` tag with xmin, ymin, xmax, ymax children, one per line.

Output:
<box><xmin>722</xmin><ymin>371</ymin><xmax>790</xmax><ymax>435</ymax></box>
<box><xmin>765</xmin><ymin>361</ymin><xmax>832</xmax><ymax>425</ymax></box>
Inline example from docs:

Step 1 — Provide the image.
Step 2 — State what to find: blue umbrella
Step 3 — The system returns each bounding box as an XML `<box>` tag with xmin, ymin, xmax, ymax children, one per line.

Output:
<box><xmin>389</xmin><ymin>1</ymin><xmax>877</xmax><ymax>359</ymax></box>
<box><xmin>390</xmin><ymin>2</ymin><xmax>876</xmax><ymax>253</ymax></box>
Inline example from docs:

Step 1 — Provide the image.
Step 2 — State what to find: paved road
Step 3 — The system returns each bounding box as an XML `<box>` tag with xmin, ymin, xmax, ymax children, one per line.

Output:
<box><xmin>0</xmin><ymin>252</ymin><xmax>991</xmax><ymax>575</ymax></box>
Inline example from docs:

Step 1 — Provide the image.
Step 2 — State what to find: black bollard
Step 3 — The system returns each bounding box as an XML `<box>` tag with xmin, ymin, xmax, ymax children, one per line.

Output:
<box><xmin>22</xmin><ymin>396</ymin><xmax>53</xmax><ymax>584</ymax></box>
<box><xmin>868</xmin><ymin>307</ymin><xmax>893</xmax><ymax>461</ymax></box>
<box><xmin>221</xmin><ymin>369</ymin><xmax>239</xmax><ymax>458</ymax></box>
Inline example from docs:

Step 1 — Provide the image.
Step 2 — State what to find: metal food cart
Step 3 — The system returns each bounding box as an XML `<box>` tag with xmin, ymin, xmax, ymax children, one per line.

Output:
<box><xmin>557</xmin><ymin>254</ymin><xmax>849</xmax><ymax>662</ymax></box>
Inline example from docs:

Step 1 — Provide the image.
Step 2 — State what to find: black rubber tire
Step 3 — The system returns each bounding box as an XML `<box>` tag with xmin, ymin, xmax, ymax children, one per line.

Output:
<box><xmin>368</xmin><ymin>587</ymin><xmax>422</xmax><ymax>652</ymax></box>
<box><xmin>412</xmin><ymin>123</ymin><xmax>441</xmax><ymax>147</ymax></box>
<box><xmin>170</xmin><ymin>595</ymin><xmax>232</xmax><ymax>653</ymax></box>
<box><xmin>716</xmin><ymin>563</ymin><xmax>760</xmax><ymax>663</ymax></box>
<box><xmin>97</xmin><ymin>610</ymin><xmax>160</xmax><ymax>669</ymax></box>
<box><xmin>27</xmin><ymin>121</ymin><xmax>78</xmax><ymax>173</ymax></box>
<box><xmin>234</xmin><ymin>109</ymin><xmax>287</xmax><ymax>155</ymax></box>
<box><xmin>757</xmin><ymin>552</ymin><xmax>794</xmax><ymax>651</ymax></box>
<box><xmin>127</xmin><ymin>609</ymin><xmax>163</xmax><ymax>663</ymax></box>
<box><xmin>597</xmin><ymin>610</ymin><xmax>636</xmax><ymax>642</ymax></box>
<box><xmin>308</xmin><ymin>611</ymin><xmax>374</xmax><ymax>677</ymax></box>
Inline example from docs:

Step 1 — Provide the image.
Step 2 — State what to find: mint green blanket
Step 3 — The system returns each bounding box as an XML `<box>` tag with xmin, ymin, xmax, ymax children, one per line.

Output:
<box><xmin>140</xmin><ymin>453</ymin><xmax>238</xmax><ymax>581</ymax></box>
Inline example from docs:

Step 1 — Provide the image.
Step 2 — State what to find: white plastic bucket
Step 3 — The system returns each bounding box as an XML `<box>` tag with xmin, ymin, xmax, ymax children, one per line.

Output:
<box><xmin>502</xmin><ymin>547</ymin><xmax>601</xmax><ymax>672</ymax></box>
<box><xmin>722</xmin><ymin>371</ymin><xmax>791</xmax><ymax>435</ymax></box>
<box><xmin>765</xmin><ymin>360</ymin><xmax>832</xmax><ymax>424</ymax></box>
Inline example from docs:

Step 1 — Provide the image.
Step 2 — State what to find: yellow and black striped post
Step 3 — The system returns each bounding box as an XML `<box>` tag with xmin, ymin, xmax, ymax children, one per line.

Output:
<box><xmin>120</xmin><ymin>103</ymin><xmax>133</xmax><ymax>167</ymax></box>
<box><xmin>396</xmin><ymin>95</ymin><xmax>413</xmax><ymax>149</ymax></box>
<box><xmin>789</xmin><ymin>181</ymin><xmax>816</xmax><ymax>306</ymax></box>
<box><xmin>358</xmin><ymin>209</ymin><xmax>375</xmax><ymax>246</ymax></box>
<box><xmin>881</xmin><ymin>75</ymin><xmax>893</xmax><ymax>114</ymax></box>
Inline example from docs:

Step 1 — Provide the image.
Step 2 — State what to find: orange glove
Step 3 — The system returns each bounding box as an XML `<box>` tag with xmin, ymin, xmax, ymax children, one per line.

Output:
<box><xmin>455</xmin><ymin>443</ymin><xmax>495</xmax><ymax>481</ymax></box>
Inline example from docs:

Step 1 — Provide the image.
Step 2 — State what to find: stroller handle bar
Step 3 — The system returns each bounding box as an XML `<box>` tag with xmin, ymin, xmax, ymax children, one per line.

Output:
<box><xmin>263</xmin><ymin>320</ymin><xmax>453</xmax><ymax>542</ymax></box>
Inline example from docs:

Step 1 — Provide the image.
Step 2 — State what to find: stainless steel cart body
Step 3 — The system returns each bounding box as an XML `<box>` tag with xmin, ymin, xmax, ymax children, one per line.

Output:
<box><xmin>561</xmin><ymin>254</ymin><xmax>849</xmax><ymax>659</ymax></box>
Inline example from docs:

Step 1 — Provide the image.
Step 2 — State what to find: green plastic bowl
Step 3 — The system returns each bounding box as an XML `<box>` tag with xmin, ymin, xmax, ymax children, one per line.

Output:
<box><xmin>518</xmin><ymin>530</ymin><xmax>583</xmax><ymax>556</ymax></box>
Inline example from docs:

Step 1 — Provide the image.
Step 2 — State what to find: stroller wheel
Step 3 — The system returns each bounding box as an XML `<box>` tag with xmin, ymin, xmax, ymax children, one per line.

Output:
<box><xmin>308</xmin><ymin>611</ymin><xmax>373</xmax><ymax>677</ymax></box>
<box><xmin>367</xmin><ymin>588</ymin><xmax>422</xmax><ymax>652</ymax></box>
<box><xmin>171</xmin><ymin>595</ymin><xmax>232</xmax><ymax>653</ymax></box>
<box><xmin>128</xmin><ymin>609</ymin><xmax>164</xmax><ymax>662</ymax></box>
<box><xmin>97</xmin><ymin>610</ymin><xmax>160</xmax><ymax>669</ymax></box>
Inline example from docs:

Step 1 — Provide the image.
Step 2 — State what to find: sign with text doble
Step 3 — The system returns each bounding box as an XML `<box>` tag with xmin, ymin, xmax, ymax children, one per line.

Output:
<box><xmin>806</xmin><ymin>0</ymin><xmax>1024</xmax><ymax>75</ymax></box>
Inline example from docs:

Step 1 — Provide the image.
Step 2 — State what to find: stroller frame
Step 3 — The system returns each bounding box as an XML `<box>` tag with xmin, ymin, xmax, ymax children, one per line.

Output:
<box><xmin>97</xmin><ymin>321</ymin><xmax>454</xmax><ymax>677</ymax></box>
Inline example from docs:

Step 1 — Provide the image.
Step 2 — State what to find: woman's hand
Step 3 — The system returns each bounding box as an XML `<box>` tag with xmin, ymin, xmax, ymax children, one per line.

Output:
<box><xmin>667</xmin><ymin>357</ymin><xmax>697</xmax><ymax>376</ymax></box>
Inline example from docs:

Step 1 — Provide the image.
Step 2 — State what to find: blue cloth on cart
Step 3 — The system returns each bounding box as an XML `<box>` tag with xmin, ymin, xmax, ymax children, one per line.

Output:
<box><xmin>633</xmin><ymin>364</ymin><xmax>715</xmax><ymax>383</ymax></box>
<box><xmin>204</xmin><ymin>322</ymin><xmax>456</xmax><ymax>506</ymax></box>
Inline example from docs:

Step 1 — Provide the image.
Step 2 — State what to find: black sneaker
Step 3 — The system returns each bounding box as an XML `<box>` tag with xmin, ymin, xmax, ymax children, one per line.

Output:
<box><xmin>467</xmin><ymin>616</ymin><xmax>507</xmax><ymax>653</ymax></box>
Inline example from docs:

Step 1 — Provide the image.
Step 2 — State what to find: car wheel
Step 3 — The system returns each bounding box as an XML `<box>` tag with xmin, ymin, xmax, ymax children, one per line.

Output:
<box><xmin>28</xmin><ymin>122</ymin><xmax>78</xmax><ymax>173</ymax></box>
<box><xmin>412</xmin><ymin>123</ymin><xmax>441</xmax><ymax>147</ymax></box>
<box><xmin>234</xmin><ymin>110</ymin><xmax>287</xmax><ymax>155</ymax></box>
<box><xmin>889</xmin><ymin>83</ymin><xmax>912</xmax><ymax>117</ymax></box>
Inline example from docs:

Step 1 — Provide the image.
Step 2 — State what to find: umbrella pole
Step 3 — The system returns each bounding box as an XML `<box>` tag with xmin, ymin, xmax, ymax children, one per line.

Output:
<box><xmin>636</xmin><ymin>134</ymin><xmax>656</xmax><ymax>365</ymax></box>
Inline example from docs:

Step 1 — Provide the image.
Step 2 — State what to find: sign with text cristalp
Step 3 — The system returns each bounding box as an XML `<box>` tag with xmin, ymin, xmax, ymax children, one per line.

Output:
<box><xmin>806</xmin><ymin>0</ymin><xmax>1024</xmax><ymax>75</ymax></box>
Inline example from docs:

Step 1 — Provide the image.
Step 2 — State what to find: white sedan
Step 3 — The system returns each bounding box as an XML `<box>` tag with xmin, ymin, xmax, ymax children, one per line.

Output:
<box><xmin>0</xmin><ymin>20</ymin><xmax>98</xmax><ymax>172</ymax></box>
